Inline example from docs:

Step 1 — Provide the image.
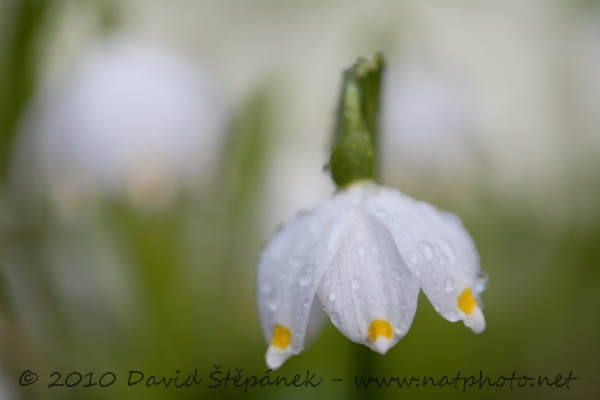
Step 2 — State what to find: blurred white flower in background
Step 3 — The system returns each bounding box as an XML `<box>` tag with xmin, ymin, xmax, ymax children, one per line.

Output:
<box><xmin>381</xmin><ymin>57</ymin><xmax>481</xmax><ymax>193</ymax></box>
<box><xmin>570</xmin><ymin>12</ymin><xmax>600</xmax><ymax>148</ymax></box>
<box><xmin>13</xmin><ymin>37</ymin><xmax>227</xmax><ymax>215</ymax></box>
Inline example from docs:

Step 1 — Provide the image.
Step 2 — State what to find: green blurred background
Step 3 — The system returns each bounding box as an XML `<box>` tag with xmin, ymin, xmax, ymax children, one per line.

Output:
<box><xmin>1</xmin><ymin>0</ymin><xmax>599</xmax><ymax>399</ymax></box>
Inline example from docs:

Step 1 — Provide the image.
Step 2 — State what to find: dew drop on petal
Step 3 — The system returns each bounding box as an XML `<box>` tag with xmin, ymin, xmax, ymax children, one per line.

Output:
<box><xmin>435</xmin><ymin>283</ymin><xmax>440</xmax><ymax>291</ymax></box>
<box><xmin>330</xmin><ymin>312</ymin><xmax>342</xmax><ymax>327</ymax></box>
<box><xmin>358</xmin><ymin>317</ymin><xmax>367</xmax><ymax>329</ymax></box>
<box><xmin>267</xmin><ymin>297</ymin><xmax>278</xmax><ymax>311</ymax></box>
<box><xmin>475</xmin><ymin>272</ymin><xmax>489</xmax><ymax>293</ymax></box>
<box><xmin>370</xmin><ymin>243</ymin><xmax>380</xmax><ymax>255</ymax></box>
<box><xmin>444</xmin><ymin>276</ymin><xmax>455</xmax><ymax>293</ymax></box>
<box><xmin>352</xmin><ymin>279</ymin><xmax>361</xmax><ymax>290</ymax></box>
<box><xmin>431</xmin><ymin>269</ymin><xmax>438</xmax><ymax>278</ymax></box>
<box><xmin>329</xmin><ymin>291</ymin><xmax>337</xmax><ymax>301</ymax></box>
<box><xmin>433</xmin><ymin>302</ymin><xmax>441</xmax><ymax>312</ymax></box>
<box><xmin>439</xmin><ymin>256</ymin><xmax>446</xmax><ymax>267</ymax></box>
<box><xmin>290</xmin><ymin>254</ymin><xmax>302</xmax><ymax>266</ymax></box>
<box><xmin>322</xmin><ymin>271</ymin><xmax>332</xmax><ymax>287</ymax></box>
<box><xmin>356</xmin><ymin>230</ymin><xmax>364</xmax><ymax>240</ymax></box>
<box><xmin>357</xmin><ymin>247</ymin><xmax>366</xmax><ymax>256</ymax></box>
<box><xmin>392</xmin><ymin>271</ymin><xmax>403</xmax><ymax>281</ymax></box>
<box><xmin>376</xmin><ymin>210</ymin><xmax>388</xmax><ymax>219</ymax></box>
<box><xmin>446</xmin><ymin>310</ymin><xmax>460</xmax><ymax>320</ymax></box>
<box><xmin>408</xmin><ymin>251</ymin><xmax>419</xmax><ymax>264</ymax></box>
<box><xmin>298</xmin><ymin>266</ymin><xmax>313</xmax><ymax>286</ymax></box>
<box><xmin>419</xmin><ymin>241</ymin><xmax>435</xmax><ymax>261</ymax></box>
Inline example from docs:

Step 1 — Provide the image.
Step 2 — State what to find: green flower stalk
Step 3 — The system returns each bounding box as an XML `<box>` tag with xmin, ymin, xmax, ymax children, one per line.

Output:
<box><xmin>330</xmin><ymin>52</ymin><xmax>385</xmax><ymax>187</ymax></box>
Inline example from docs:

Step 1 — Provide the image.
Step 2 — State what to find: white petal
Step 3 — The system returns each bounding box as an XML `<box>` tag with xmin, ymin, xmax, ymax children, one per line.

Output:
<box><xmin>317</xmin><ymin>206</ymin><xmax>420</xmax><ymax>354</ymax></box>
<box><xmin>256</xmin><ymin>195</ymin><xmax>353</xmax><ymax>369</ymax></box>
<box><xmin>365</xmin><ymin>185</ymin><xmax>486</xmax><ymax>333</ymax></box>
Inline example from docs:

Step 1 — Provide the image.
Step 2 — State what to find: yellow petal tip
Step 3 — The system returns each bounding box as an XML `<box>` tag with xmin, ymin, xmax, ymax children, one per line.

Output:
<box><xmin>271</xmin><ymin>324</ymin><xmax>291</xmax><ymax>349</ymax></box>
<box><xmin>458</xmin><ymin>288</ymin><xmax>476</xmax><ymax>315</ymax></box>
<box><xmin>368</xmin><ymin>319</ymin><xmax>392</xmax><ymax>342</ymax></box>
<box><xmin>367</xmin><ymin>319</ymin><xmax>393</xmax><ymax>354</ymax></box>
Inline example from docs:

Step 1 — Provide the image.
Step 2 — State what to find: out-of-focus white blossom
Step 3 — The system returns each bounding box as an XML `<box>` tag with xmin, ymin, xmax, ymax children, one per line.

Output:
<box><xmin>381</xmin><ymin>58</ymin><xmax>480</xmax><ymax>190</ymax></box>
<box><xmin>14</xmin><ymin>37</ymin><xmax>227</xmax><ymax>214</ymax></box>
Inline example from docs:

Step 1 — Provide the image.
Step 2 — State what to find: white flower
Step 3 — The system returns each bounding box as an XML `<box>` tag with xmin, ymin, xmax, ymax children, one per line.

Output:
<box><xmin>13</xmin><ymin>38</ymin><xmax>226</xmax><ymax>214</ymax></box>
<box><xmin>257</xmin><ymin>180</ymin><xmax>486</xmax><ymax>369</ymax></box>
<box><xmin>381</xmin><ymin>59</ymin><xmax>479</xmax><ymax>189</ymax></box>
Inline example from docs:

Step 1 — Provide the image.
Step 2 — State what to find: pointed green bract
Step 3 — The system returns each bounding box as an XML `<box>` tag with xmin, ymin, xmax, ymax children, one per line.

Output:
<box><xmin>330</xmin><ymin>52</ymin><xmax>385</xmax><ymax>188</ymax></box>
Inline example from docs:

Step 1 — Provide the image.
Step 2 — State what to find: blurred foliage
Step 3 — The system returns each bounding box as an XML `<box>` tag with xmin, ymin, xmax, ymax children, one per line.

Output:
<box><xmin>0</xmin><ymin>0</ymin><xmax>49</xmax><ymax>183</ymax></box>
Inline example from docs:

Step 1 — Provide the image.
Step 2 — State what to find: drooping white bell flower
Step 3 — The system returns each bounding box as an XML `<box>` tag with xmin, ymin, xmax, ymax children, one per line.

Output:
<box><xmin>256</xmin><ymin>53</ymin><xmax>486</xmax><ymax>370</ymax></box>
<box><xmin>257</xmin><ymin>180</ymin><xmax>486</xmax><ymax>369</ymax></box>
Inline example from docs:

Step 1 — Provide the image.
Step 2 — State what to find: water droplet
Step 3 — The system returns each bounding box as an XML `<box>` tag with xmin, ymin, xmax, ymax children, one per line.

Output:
<box><xmin>431</xmin><ymin>269</ymin><xmax>438</xmax><ymax>278</ymax></box>
<box><xmin>408</xmin><ymin>251</ymin><xmax>419</xmax><ymax>264</ymax></box>
<box><xmin>439</xmin><ymin>256</ymin><xmax>446</xmax><ymax>266</ymax></box>
<box><xmin>419</xmin><ymin>241</ymin><xmax>435</xmax><ymax>261</ymax></box>
<box><xmin>357</xmin><ymin>247</ymin><xmax>366</xmax><ymax>256</ymax></box>
<box><xmin>444</xmin><ymin>276</ymin><xmax>455</xmax><ymax>293</ymax></box>
<box><xmin>329</xmin><ymin>292</ymin><xmax>337</xmax><ymax>301</ymax></box>
<box><xmin>376</xmin><ymin>210</ymin><xmax>388</xmax><ymax>219</ymax></box>
<box><xmin>394</xmin><ymin>327</ymin><xmax>404</xmax><ymax>335</ymax></box>
<box><xmin>322</xmin><ymin>272</ymin><xmax>331</xmax><ymax>287</ymax></box>
<box><xmin>298</xmin><ymin>266</ymin><xmax>313</xmax><ymax>286</ymax></box>
<box><xmin>267</xmin><ymin>297</ymin><xmax>278</xmax><ymax>311</ymax></box>
<box><xmin>391</xmin><ymin>221</ymin><xmax>402</xmax><ymax>233</ymax></box>
<box><xmin>330</xmin><ymin>312</ymin><xmax>342</xmax><ymax>327</ymax></box>
<box><xmin>260</xmin><ymin>284</ymin><xmax>270</xmax><ymax>294</ymax></box>
<box><xmin>433</xmin><ymin>303</ymin><xmax>441</xmax><ymax>312</ymax></box>
<box><xmin>411</xmin><ymin>299</ymin><xmax>417</xmax><ymax>306</ymax></box>
<box><xmin>370</xmin><ymin>243</ymin><xmax>380</xmax><ymax>255</ymax></box>
<box><xmin>392</xmin><ymin>271</ymin><xmax>403</xmax><ymax>281</ymax></box>
<box><xmin>435</xmin><ymin>283</ymin><xmax>440</xmax><ymax>291</ymax></box>
<box><xmin>290</xmin><ymin>254</ymin><xmax>302</xmax><ymax>266</ymax></box>
<box><xmin>475</xmin><ymin>272</ymin><xmax>489</xmax><ymax>293</ymax></box>
<box><xmin>414</xmin><ymin>268</ymin><xmax>421</xmax><ymax>277</ymax></box>
<box><xmin>356</xmin><ymin>230</ymin><xmax>364</xmax><ymax>240</ymax></box>
<box><xmin>352</xmin><ymin>279</ymin><xmax>361</xmax><ymax>290</ymax></box>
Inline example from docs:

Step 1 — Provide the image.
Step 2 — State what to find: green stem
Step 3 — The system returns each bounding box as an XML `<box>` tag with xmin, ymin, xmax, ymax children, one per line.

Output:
<box><xmin>0</xmin><ymin>0</ymin><xmax>50</xmax><ymax>185</ymax></box>
<box><xmin>329</xmin><ymin>52</ymin><xmax>385</xmax><ymax>187</ymax></box>
<box><xmin>353</xmin><ymin>345</ymin><xmax>379</xmax><ymax>400</ymax></box>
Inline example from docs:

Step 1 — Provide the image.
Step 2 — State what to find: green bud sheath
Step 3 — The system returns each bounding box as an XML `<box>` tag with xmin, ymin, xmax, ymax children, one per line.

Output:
<box><xmin>329</xmin><ymin>52</ymin><xmax>385</xmax><ymax>188</ymax></box>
